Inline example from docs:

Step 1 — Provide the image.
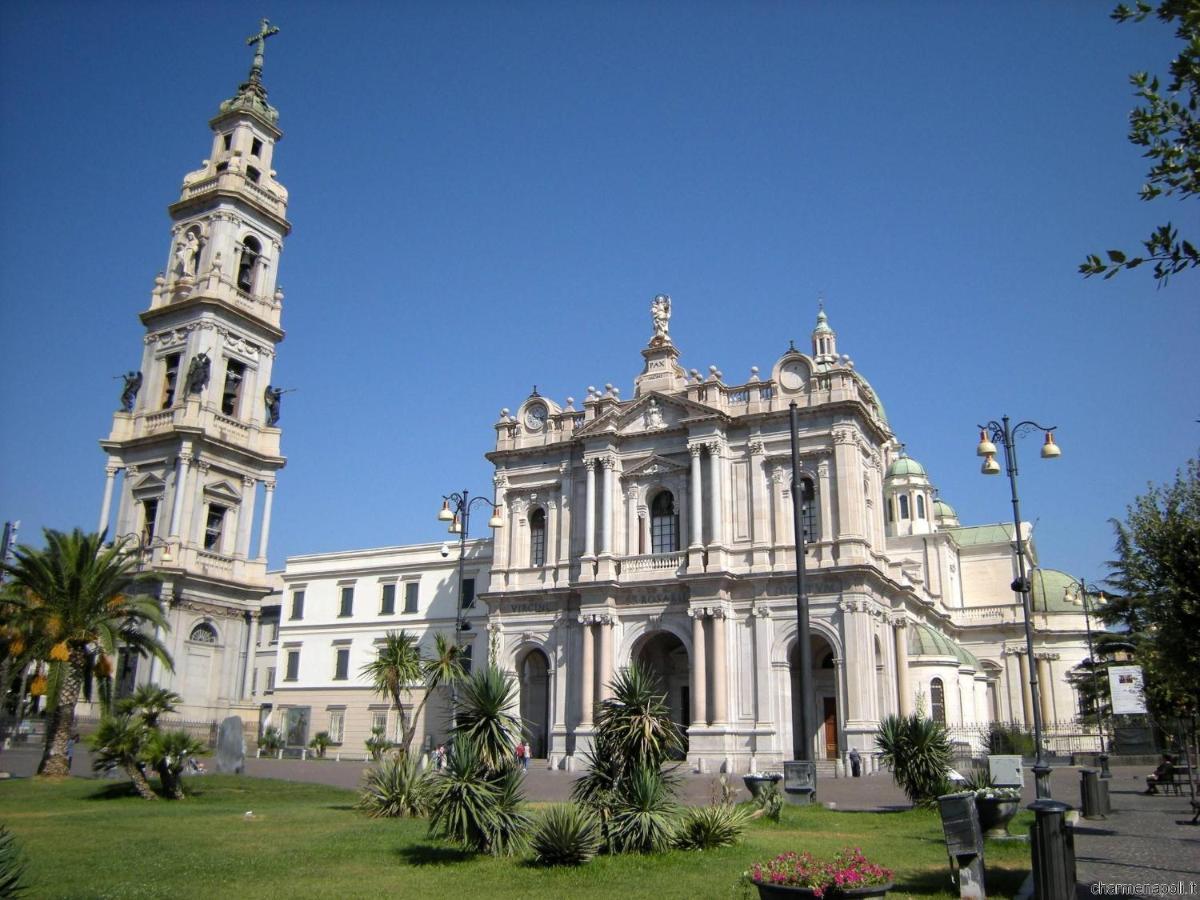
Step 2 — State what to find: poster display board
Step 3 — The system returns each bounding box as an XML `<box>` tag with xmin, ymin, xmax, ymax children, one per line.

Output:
<box><xmin>1108</xmin><ymin>665</ymin><xmax>1148</xmax><ymax>715</ymax></box>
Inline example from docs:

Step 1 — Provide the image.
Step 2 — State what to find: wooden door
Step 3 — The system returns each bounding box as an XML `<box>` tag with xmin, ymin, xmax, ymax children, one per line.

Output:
<box><xmin>823</xmin><ymin>697</ymin><xmax>838</xmax><ymax>759</ymax></box>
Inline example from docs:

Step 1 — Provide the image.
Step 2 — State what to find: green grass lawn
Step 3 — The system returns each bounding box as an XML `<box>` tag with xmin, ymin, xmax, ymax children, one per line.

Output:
<box><xmin>1</xmin><ymin>776</ymin><xmax>1032</xmax><ymax>899</ymax></box>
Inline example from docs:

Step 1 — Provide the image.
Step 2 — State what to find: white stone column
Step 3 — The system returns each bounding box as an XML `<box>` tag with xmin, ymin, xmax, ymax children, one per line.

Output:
<box><xmin>583</xmin><ymin>460</ymin><xmax>597</xmax><ymax>557</ymax></box>
<box><xmin>893</xmin><ymin>618</ymin><xmax>913</xmax><ymax>716</ymax></box>
<box><xmin>98</xmin><ymin>464</ymin><xmax>119</xmax><ymax>534</ymax></box>
<box><xmin>707</xmin><ymin>442</ymin><xmax>724</xmax><ymax>546</ymax></box>
<box><xmin>689</xmin><ymin>445</ymin><xmax>704</xmax><ymax>547</ymax></box>
<box><xmin>579</xmin><ymin>617</ymin><xmax>595</xmax><ymax>726</ymax></box>
<box><xmin>1037</xmin><ymin>654</ymin><xmax>1055</xmax><ymax>726</ymax></box>
<box><xmin>625</xmin><ymin>487</ymin><xmax>639</xmax><ymax>555</ymax></box>
<box><xmin>169</xmin><ymin>450</ymin><xmax>192</xmax><ymax>536</ymax></box>
<box><xmin>186</xmin><ymin>461</ymin><xmax>210</xmax><ymax>547</ymax></box>
<box><xmin>237</xmin><ymin>476</ymin><xmax>257</xmax><ymax>559</ymax></box>
<box><xmin>748</xmin><ymin>442</ymin><xmax>769</xmax><ymax>567</ymax></box>
<box><xmin>546</xmin><ymin>498</ymin><xmax>559</xmax><ymax>568</ymax></box>
<box><xmin>711</xmin><ymin>609</ymin><xmax>728</xmax><ymax>725</ymax></box>
<box><xmin>832</xmin><ymin>431</ymin><xmax>862</xmax><ymax>538</ymax></box>
<box><xmin>242</xmin><ymin>614</ymin><xmax>260</xmax><ymax>697</ymax></box>
<box><xmin>817</xmin><ymin>459</ymin><xmax>833</xmax><ymax>543</ymax></box>
<box><xmin>751</xmin><ymin>605</ymin><xmax>773</xmax><ymax>727</ymax></box>
<box><xmin>256</xmin><ymin>479</ymin><xmax>276</xmax><ymax>560</ymax></box>
<box><xmin>600</xmin><ymin>458</ymin><xmax>614</xmax><ymax>555</ymax></box>
<box><xmin>492</xmin><ymin>475</ymin><xmax>510</xmax><ymax>571</ymax></box>
<box><xmin>1017</xmin><ymin>650</ymin><xmax>1034</xmax><ymax>727</ymax></box>
<box><xmin>690</xmin><ymin>608</ymin><xmax>708</xmax><ymax>726</ymax></box>
<box><xmin>598</xmin><ymin>615</ymin><xmax>613</xmax><ymax>702</ymax></box>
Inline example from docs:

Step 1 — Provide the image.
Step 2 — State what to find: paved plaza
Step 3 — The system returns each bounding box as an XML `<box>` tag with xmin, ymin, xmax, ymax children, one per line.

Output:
<box><xmin>3</xmin><ymin>747</ymin><xmax>1197</xmax><ymax>896</ymax></box>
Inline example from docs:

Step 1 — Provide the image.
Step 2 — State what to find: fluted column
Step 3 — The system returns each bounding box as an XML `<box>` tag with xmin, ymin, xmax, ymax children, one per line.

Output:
<box><xmin>579</xmin><ymin>616</ymin><xmax>595</xmax><ymax>727</ymax></box>
<box><xmin>690</xmin><ymin>609</ymin><xmax>708</xmax><ymax>726</ymax></box>
<box><xmin>256</xmin><ymin>479</ymin><xmax>276</xmax><ymax>560</ymax></box>
<box><xmin>707</xmin><ymin>442</ymin><xmax>724</xmax><ymax>546</ymax></box>
<box><xmin>893</xmin><ymin>617</ymin><xmax>912</xmax><ymax>716</ymax></box>
<box><xmin>711</xmin><ymin>608</ymin><xmax>728</xmax><ymax>725</ymax></box>
<box><xmin>98</xmin><ymin>464</ymin><xmax>119</xmax><ymax>534</ymax></box>
<box><xmin>598</xmin><ymin>615</ymin><xmax>614</xmax><ymax>702</ymax></box>
<box><xmin>600</xmin><ymin>458</ymin><xmax>614</xmax><ymax>555</ymax></box>
<box><xmin>751</xmin><ymin>605</ymin><xmax>773</xmax><ymax>726</ymax></box>
<box><xmin>583</xmin><ymin>460</ymin><xmax>597</xmax><ymax>557</ymax></box>
<box><xmin>689</xmin><ymin>444</ymin><xmax>704</xmax><ymax>547</ymax></box>
<box><xmin>817</xmin><ymin>459</ymin><xmax>833</xmax><ymax>543</ymax></box>
<box><xmin>1017</xmin><ymin>649</ymin><xmax>1034</xmax><ymax>727</ymax></box>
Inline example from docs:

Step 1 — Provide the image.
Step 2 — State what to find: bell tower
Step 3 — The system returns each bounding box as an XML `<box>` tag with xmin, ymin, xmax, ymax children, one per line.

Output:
<box><xmin>97</xmin><ymin>21</ymin><xmax>291</xmax><ymax>718</ymax></box>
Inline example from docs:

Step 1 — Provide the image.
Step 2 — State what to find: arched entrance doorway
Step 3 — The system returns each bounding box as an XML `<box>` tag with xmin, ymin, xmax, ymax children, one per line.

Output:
<box><xmin>635</xmin><ymin>631</ymin><xmax>689</xmax><ymax>756</ymax></box>
<box><xmin>789</xmin><ymin>634</ymin><xmax>838</xmax><ymax>760</ymax></box>
<box><xmin>517</xmin><ymin>648</ymin><xmax>550</xmax><ymax>759</ymax></box>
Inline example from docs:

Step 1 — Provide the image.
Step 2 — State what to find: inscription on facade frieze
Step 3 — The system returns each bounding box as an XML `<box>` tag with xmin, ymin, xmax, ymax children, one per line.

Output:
<box><xmin>508</xmin><ymin>601</ymin><xmax>555</xmax><ymax>614</ymax></box>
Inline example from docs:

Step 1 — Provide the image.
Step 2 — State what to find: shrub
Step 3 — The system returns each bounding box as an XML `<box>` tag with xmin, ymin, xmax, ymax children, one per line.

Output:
<box><xmin>875</xmin><ymin>713</ymin><xmax>952</xmax><ymax>807</ymax></box>
<box><xmin>258</xmin><ymin>726</ymin><xmax>284</xmax><ymax>754</ymax></box>
<box><xmin>364</xmin><ymin>726</ymin><xmax>391</xmax><ymax>762</ymax></box>
<box><xmin>987</xmin><ymin>722</ymin><xmax>1036</xmax><ymax>757</ymax></box>
<box><xmin>753</xmin><ymin>781</ymin><xmax>784</xmax><ymax>822</ymax></box>
<box><xmin>358</xmin><ymin>752</ymin><xmax>433</xmax><ymax>818</ymax></box>
<box><xmin>608</xmin><ymin>766</ymin><xmax>677</xmax><ymax>854</ymax></box>
<box><xmin>530</xmin><ymin>804</ymin><xmax>603</xmax><ymax>866</ymax></box>
<box><xmin>427</xmin><ymin>737</ymin><xmax>532</xmax><ymax>855</ymax></box>
<box><xmin>308</xmin><ymin>731</ymin><xmax>331</xmax><ymax>759</ymax></box>
<box><xmin>0</xmin><ymin>825</ymin><xmax>29</xmax><ymax>898</ymax></box>
<box><xmin>451</xmin><ymin>665</ymin><xmax>523</xmax><ymax>772</ymax></box>
<box><xmin>673</xmin><ymin>803</ymin><xmax>750</xmax><ymax>850</ymax></box>
<box><xmin>143</xmin><ymin>729</ymin><xmax>207</xmax><ymax>800</ymax></box>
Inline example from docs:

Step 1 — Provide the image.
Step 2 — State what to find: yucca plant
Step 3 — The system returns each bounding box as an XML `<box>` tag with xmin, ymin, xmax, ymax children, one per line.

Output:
<box><xmin>875</xmin><ymin>712</ymin><xmax>952</xmax><ymax>807</ymax></box>
<box><xmin>451</xmin><ymin>665</ymin><xmax>523</xmax><ymax>772</ymax></box>
<box><xmin>427</xmin><ymin>737</ymin><xmax>500</xmax><ymax>852</ymax></box>
<box><xmin>143</xmin><ymin>729</ymin><xmax>206</xmax><ymax>799</ymax></box>
<box><xmin>358</xmin><ymin>752</ymin><xmax>433</xmax><ymax>818</ymax></box>
<box><xmin>608</xmin><ymin>766</ymin><xmax>677</xmax><ymax>853</ymax></box>
<box><xmin>0</xmin><ymin>825</ymin><xmax>29</xmax><ymax>898</ymax></box>
<box><xmin>530</xmin><ymin>804</ymin><xmax>603</xmax><ymax>866</ymax></box>
<box><xmin>673</xmin><ymin>803</ymin><xmax>750</xmax><ymax>850</ymax></box>
<box><xmin>485</xmin><ymin>765</ymin><xmax>533</xmax><ymax>856</ymax></box>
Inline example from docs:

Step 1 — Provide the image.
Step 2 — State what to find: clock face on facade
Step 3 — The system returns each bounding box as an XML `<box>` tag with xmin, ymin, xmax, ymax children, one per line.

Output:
<box><xmin>780</xmin><ymin>362</ymin><xmax>807</xmax><ymax>391</ymax></box>
<box><xmin>524</xmin><ymin>403</ymin><xmax>548</xmax><ymax>430</ymax></box>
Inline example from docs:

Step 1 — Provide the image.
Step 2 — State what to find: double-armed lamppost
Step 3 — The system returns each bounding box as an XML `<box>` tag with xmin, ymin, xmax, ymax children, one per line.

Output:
<box><xmin>114</xmin><ymin>532</ymin><xmax>175</xmax><ymax>571</ymax></box>
<box><xmin>977</xmin><ymin>416</ymin><xmax>1061</xmax><ymax>799</ymax></box>
<box><xmin>786</xmin><ymin>401</ymin><xmax>817</xmax><ymax>804</ymax></box>
<box><xmin>437</xmin><ymin>491</ymin><xmax>504</xmax><ymax>712</ymax></box>
<box><xmin>1066</xmin><ymin>578</ymin><xmax>1111</xmax><ymax>778</ymax></box>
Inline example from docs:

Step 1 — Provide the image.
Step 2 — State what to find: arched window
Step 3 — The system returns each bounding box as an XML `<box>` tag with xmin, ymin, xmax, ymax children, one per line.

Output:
<box><xmin>189</xmin><ymin>622</ymin><xmax>218</xmax><ymax>644</ymax></box>
<box><xmin>796</xmin><ymin>478</ymin><xmax>817</xmax><ymax>542</ymax></box>
<box><xmin>529</xmin><ymin>508</ymin><xmax>546</xmax><ymax>567</ymax></box>
<box><xmin>898</xmin><ymin>495</ymin><xmax>910</xmax><ymax>520</ymax></box>
<box><xmin>916</xmin><ymin>495</ymin><xmax>926</xmax><ymax>520</ymax></box>
<box><xmin>930</xmin><ymin>677</ymin><xmax>946</xmax><ymax>725</ymax></box>
<box><xmin>650</xmin><ymin>491</ymin><xmax>678</xmax><ymax>554</ymax></box>
<box><xmin>237</xmin><ymin>236</ymin><xmax>262</xmax><ymax>293</ymax></box>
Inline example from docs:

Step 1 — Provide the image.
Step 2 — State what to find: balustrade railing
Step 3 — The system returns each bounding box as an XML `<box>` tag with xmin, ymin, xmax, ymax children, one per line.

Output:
<box><xmin>621</xmin><ymin>551</ymin><xmax>686</xmax><ymax>574</ymax></box>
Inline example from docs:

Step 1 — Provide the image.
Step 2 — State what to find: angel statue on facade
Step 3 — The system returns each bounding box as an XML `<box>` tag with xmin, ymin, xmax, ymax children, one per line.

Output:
<box><xmin>118</xmin><ymin>371</ymin><xmax>142</xmax><ymax>412</ymax></box>
<box><xmin>651</xmin><ymin>293</ymin><xmax>671</xmax><ymax>344</ymax></box>
<box><xmin>264</xmin><ymin>385</ymin><xmax>283</xmax><ymax>426</ymax></box>
<box><xmin>184</xmin><ymin>352</ymin><xmax>210</xmax><ymax>395</ymax></box>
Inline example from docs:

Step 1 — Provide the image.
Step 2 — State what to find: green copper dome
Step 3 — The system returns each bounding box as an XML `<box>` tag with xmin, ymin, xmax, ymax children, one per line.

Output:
<box><xmin>933</xmin><ymin>498</ymin><xmax>957</xmax><ymax>519</ymax></box>
<box><xmin>1030</xmin><ymin>569</ymin><xmax>1082</xmax><ymax>614</ymax></box>
<box><xmin>907</xmin><ymin>623</ymin><xmax>980</xmax><ymax>669</ymax></box>
<box><xmin>814</xmin><ymin>308</ymin><xmax>833</xmax><ymax>334</ymax></box>
<box><xmin>886</xmin><ymin>455</ymin><xmax>927</xmax><ymax>478</ymax></box>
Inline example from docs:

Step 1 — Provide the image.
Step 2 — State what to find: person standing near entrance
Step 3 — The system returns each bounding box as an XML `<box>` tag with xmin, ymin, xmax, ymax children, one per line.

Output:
<box><xmin>849</xmin><ymin>747</ymin><xmax>862</xmax><ymax>778</ymax></box>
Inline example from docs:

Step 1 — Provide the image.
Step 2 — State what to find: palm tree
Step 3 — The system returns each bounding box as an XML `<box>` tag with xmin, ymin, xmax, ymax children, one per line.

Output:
<box><xmin>2</xmin><ymin>529</ymin><xmax>173</xmax><ymax>776</ymax></box>
<box><xmin>144</xmin><ymin>729</ymin><xmax>206</xmax><ymax>799</ymax></box>
<box><xmin>89</xmin><ymin>714</ymin><xmax>156</xmax><ymax>800</ymax></box>
<box><xmin>359</xmin><ymin>630</ymin><xmax>421</xmax><ymax>754</ymax></box>
<box><xmin>116</xmin><ymin>684</ymin><xmax>182</xmax><ymax>729</ymax></box>
<box><xmin>399</xmin><ymin>632</ymin><xmax>465</xmax><ymax>752</ymax></box>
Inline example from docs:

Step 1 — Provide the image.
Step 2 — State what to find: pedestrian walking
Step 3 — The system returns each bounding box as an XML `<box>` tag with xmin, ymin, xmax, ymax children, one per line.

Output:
<box><xmin>849</xmin><ymin>747</ymin><xmax>862</xmax><ymax>778</ymax></box>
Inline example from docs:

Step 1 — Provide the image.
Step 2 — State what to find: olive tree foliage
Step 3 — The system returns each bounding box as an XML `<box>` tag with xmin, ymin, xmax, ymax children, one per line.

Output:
<box><xmin>1080</xmin><ymin>1</ymin><xmax>1200</xmax><ymax>285</ymax></box>
<box><xmin>1101</xmin><ymin>458</ymin><xmax>1200</xmax><ymax>718</ymax></box>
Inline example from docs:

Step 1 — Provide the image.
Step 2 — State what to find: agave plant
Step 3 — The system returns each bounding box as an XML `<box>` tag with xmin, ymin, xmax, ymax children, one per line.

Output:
<box><xmin>530</xmin><ymin>804</ymin><xmax>603</xmax><ymax>866</ymax></box>
<box><xmin>89</xmin><ymin>714</ymin><xmax>156</xmax><ymax>800</ymax></box>
<box><xmin>607</xmin><ymin>766</ymin><xmax>677</xmax><ymax>853</ymax></box>
<box><xmin>673</xmin><ymin>803</ymin><xmax>750</xmax><ymax>850</ymax></box>
<box><xmin>875</xmin><ymin>713</ymin><xmax>952</xmax><ymax>807</ymax></box>
<box><xmin>358</xmin><ymin>752</ymin><xmax>433</xmax><ymax>818</ymax></box>
<box><xmin>144</xmin><ymin>729</ymin><xmax>207</xmax><ymax>800</ymax></box>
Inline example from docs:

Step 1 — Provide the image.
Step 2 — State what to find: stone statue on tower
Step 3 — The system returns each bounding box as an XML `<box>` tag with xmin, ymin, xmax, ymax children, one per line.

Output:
<box><xmin>650</xmin><ymin>293</ymin><xmax>671</xmax><ymax>345</ymax></box>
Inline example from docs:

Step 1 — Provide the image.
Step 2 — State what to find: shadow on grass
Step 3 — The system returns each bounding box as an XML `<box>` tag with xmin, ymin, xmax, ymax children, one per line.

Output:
<box><xmin>83</xmin><ymin>782</ymin><xmax>141</xmax><ymax>801</ymax></box>
<box><xmin>326</xmin><ymin>804</ymin><xmax>357</xmax><ymax>811</ymax></box>
<box><xmin>396</xmin><ymin>843</ymin><xmax>476</xmax><ymax>866</ymax></box>
<box><xmin>894</xmin><ymin>865</ymin><xmax>1027</xmax><ymax>897</ymax></box>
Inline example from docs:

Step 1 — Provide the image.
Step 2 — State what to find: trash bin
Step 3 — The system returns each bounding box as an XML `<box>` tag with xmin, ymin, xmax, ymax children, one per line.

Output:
<box><xmin>1080</xmin><ymin>768</ymin><xmax>1107</xmax><ymax>819</ymax></box>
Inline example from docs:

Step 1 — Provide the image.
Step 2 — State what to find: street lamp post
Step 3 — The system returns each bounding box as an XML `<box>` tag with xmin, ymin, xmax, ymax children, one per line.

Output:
<box><xmin>437</xmin><ymin>491</ymin><xmax>504</xmax><ymax>718</ymax></box>
<box><xmin>1069</xmin><ymin>577</ymin><xmax>1111</xmax><ymax>779</ymax></box>
<box><xmin>785</xmin><ymin>400</ymin><xmax>817</xmax><ymax>804</ymax></box>
<box><xmin>977</xmin><ymin>415</ymin><xmax>1061</xmax><ymax>800</ymax></box>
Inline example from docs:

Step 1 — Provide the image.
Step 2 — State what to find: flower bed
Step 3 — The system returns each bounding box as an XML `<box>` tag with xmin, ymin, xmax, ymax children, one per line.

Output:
<box><xmin>747</xmin><ymin>848</ymin><xmax>893</xmax><ymax>899</ymax></box>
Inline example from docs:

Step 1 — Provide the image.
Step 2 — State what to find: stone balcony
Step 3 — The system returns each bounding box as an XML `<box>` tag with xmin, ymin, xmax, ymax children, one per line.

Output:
<box><xmin>145</xmin><ymin>270</ymin><xmax>283</xmax><ymax>332</ymax></box>
<box><xmin>107</xmin><ymin>400</ymin><xmax>281</xmax><ymax>457</ymax></box>
<box><xmin>618</xmin><ymin>551</ymin><xmax>687</xmax><ymax>579</ymax></box>
<box><xmin>174</xmin><ymin>545</ymin><xmax>268</xmax><ymax>585</ymax></box>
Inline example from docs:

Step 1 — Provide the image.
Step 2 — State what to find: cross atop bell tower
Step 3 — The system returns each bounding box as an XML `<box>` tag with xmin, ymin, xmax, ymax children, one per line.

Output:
<box><xmin>95</xmin><ymin>22</ymin><xmax>294</xmax><ymax>718</ymax></box>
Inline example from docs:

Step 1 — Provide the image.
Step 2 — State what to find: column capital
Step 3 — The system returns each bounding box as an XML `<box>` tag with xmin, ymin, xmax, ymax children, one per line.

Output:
<box><xmin>687</xmin><ymin>606</ymin><xmax>709</xmax><ymax>620</ymax></box>
<box><xmin>1035</xmin><ymin>651</ymin><xmax>1060</xmax><ymax>661</ymax></box>
<box><xmin>748</xmin><ymin>440</ymin><xmax>765</xmax><ymax>456</ymax></box>
<box><xmin>688</xmin><ymin>443</ymin><xmax>704</xmax><ymax>459</ymax></box>
<box><xmin>263</xmin><ymin>479</ymin><xmax>277</xmax><ymax>492</ymax></box>
<box><xmin>242</xmin><ymin>476</ymin><xmax>257</xmax><ymax>488</ymax></box>
<box><xmin>584</xmin><ymin>457</ymin><xmax>599</xmax><ymax>471</ymax></box>
<box><xmin>705</xmin><ymin>439</ymin><xmax>723</xmax><ymax>457</ymax></box>
<box><xmin>125</xmin><ymin>464</ymin><xmax>140</xmax><ymax>477</ymax></box>
<box><xmin>770</xmin><ymin>463</ymin><xmax>787</xmax><ymax>484</ymax></box>
<box><xmin>751</xmin><ymin>603</ymin><xmax>771</xmax><ymax>618</ymax></box>
<box><xmin>105</xmin><ymin>463</ymin><xmax>121</xmax><ymax>477</ymax></box>
<box><xmin>601</xmin><ymin>456</ymin><xmax>617</xmax><ymax>471</ymax></box>
<box><xmin>889</xmin><ymin>613</ymin><xmax>909</xmax><ymax>628</ymax></box>
<box><xmin>1003</xmin><ymin>644</ymin><xmax>1027</xmax><ymax>656</ymax></box>
<box><xmin>817</xmin><ymin>459</ymin><xmax>831</xmax><ymax>478</ymax></box>
<box><xmin>493</xmin><ymin>473</ymin><xmax>509</xmax><ymax>488</ymax></box>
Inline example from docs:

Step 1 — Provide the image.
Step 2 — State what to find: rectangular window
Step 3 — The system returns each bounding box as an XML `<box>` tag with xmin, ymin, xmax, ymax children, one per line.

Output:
<box><xmin>220</xmin><ymin>359</ymin><xmax>246</xmax><ymax>417</ymax></box>
<box><xmin>404</xmin><ymin>581</ymin><xmax>419</xmax><ymax>614</ymax></box>
<box><xmin>251</xmin><ymin>137</ymin><xmax>263</xmax><ymax>157</ymax></box>
<box><xmin>339</xmin><ymin>585</ymin><xmax>354</xmax><ymax>618</ymax></box>
<box><xmin>461</xmin><ymin>644</ymin><xmax>473</xmax><ymax>675</ymax></box>
<box><xmin>222</xmin><ymin>132</ymin><xmax>232</xmax><ymax>151</ymax></box>
<box><xmin>379</xmin><ymin>583</ymin><xmax>396</xmax><ymax>615</ymax></box>
<box><xmin>371</xmin><ymin>711</ymin><xmax>387</xmax><ymax>734</ymax></box>
<box><xmin>141</xmin><ymin>498</ymin><xmax>159</xmax><ymax>543</ymax></box>
<box><xmin>266</xmin><ymin>667</ymin><xmax>276</xmax><ymax>692</ymax></box>
<box><xmin>461</xmin><ymin>577</ymin><xmax>476</xmax><ymax>610</ymax></box>
<box><xmin>328</xmin><ymin>709</ymin><xmax>344</xmax><ymax>744</ymax></box>
<box><xmin>268</xmin><ymin>619</ymin><xmax>280</xmax><ymax>643</ymax></box>
<box><xmin>161</xmin><ymin>353</ymin><xmax>181</xmax><ymax>408</ymax></box>
<box><xmin>290</xmin><ymin>590</ymin><xmax>305</xmax><ymax>620</ymax></box>
<box><xmin>284</xmin><ymin>650</ymin><xmax>299</xmax><ymax>682</ymax></box>
<box><xmin>333</xmin><ymin>647</ymin><xmax>350</xmax><ymax>681</ymax></box>
<box><xmin>203</xmin><ymin>504</ymin><xmax>227</xmax><ymax>552</ymax></box>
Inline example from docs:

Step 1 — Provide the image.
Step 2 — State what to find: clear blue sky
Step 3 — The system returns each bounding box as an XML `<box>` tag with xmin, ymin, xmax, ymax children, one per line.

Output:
<box><xmin>1</xmin><ymin>2</ymin><xmax>1196</xmax><ymax>585</ymax></box>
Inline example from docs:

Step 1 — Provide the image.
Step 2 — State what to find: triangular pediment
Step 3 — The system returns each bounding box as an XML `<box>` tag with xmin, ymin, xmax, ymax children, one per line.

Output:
<box><xmin>129</xmin><ymin>473</ymin><xmax>166</xmax><ymax>497</ymax></box>
<box><xmin>615</xmin><ymin>392</ymin><xmax>721</xmax><ymax>435</ymax></box>
<box><xmin>202</xmin><ymin>479</ymin><xmax>242</xmax><ymax>503</ymax></box>
<box><xmin>621</xmin><ymin>454</ymin><xmax>688</xmax><ymax>480</ymax></box>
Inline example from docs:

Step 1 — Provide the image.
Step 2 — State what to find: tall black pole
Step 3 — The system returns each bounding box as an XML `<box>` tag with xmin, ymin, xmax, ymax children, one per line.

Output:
<box><xmin>1000</xmin><ymin>415</ymin><xmax>1051</xmax><ymax>798</ymax></box>
<box><xmin>789</xmin><ymin>402</ymin><xmax>814</xmax><ymax>763</ymax></box>
<box><xmin>450</xmin><ymin>490</ymin><xmax>470</xmax><ymax>725</ymax></box>
<box><xmin>1080</xmin><ymin>578</ymin><xmax>1110</xmax><ymax>777</ymax></box>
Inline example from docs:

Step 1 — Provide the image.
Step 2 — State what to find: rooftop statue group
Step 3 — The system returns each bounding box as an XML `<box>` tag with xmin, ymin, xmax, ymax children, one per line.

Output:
<box><xmin>651</xmin><ymin>293</ymin><xmax>671</xmax><ymax>345</ymax></box>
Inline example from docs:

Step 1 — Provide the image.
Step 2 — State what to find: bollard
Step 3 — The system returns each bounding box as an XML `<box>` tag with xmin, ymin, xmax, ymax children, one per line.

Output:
<box><xmin>1029</xmin><ymin>798</ymin><xmax>1077</xmax><ymax>900</ymax></box>
<box><xmin>1098</xmin><ymin>752</ymin><xmax>1111</xmax><ymax>780</ymax></box>
<box><xmin>1080</xmin><ymin>768</ymin><xmax>1106</xmax><ymax>820</ymax></box>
